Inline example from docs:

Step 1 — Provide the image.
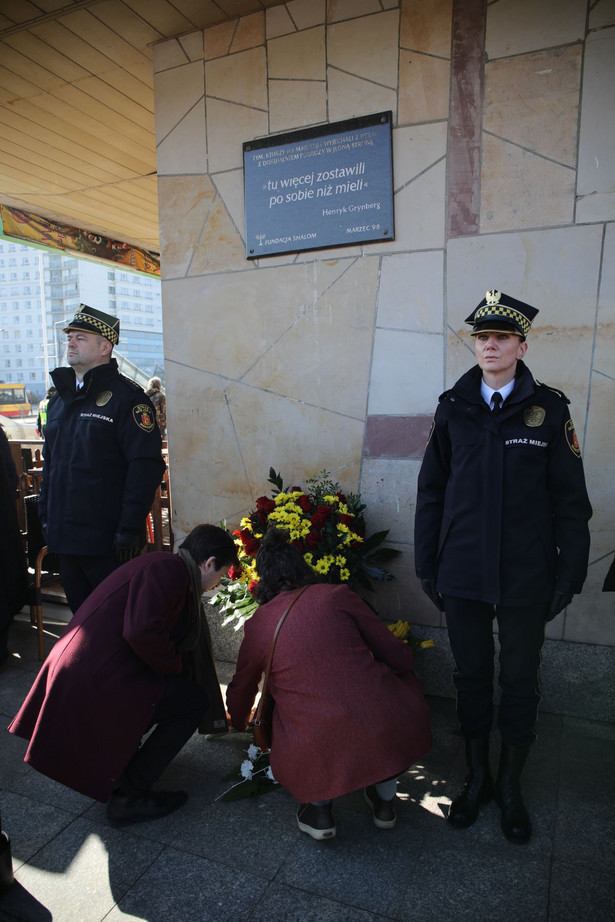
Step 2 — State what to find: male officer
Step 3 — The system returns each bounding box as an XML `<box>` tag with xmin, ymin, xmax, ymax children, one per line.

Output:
<box><xmin>39</xmin><ymin>305</ymin><xmax>165</xmax><ymax>612</ymax></box>
<box><xmin>414</xmin><ymin>289</ymin><xmax>592</xmax><ymax>844</ymax></box>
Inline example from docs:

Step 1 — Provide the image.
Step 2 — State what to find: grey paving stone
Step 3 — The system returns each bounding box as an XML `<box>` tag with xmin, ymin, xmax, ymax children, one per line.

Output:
<box><xmin>548</xmin><ymin>860</ymin><xmax>615</xmax><ymax>922</ymax></box>
<box><xmin>0</xmin><ymin>790</ymin><xmax>75</xmax><ymax>869</ymax></box>
<box><xmin>249</xmin><ymin>882</ymin><xmax>393</xmax><ymax>921</ymax></box>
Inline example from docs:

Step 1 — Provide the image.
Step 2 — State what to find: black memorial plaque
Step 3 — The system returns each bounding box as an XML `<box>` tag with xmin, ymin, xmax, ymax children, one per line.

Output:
<box><xmin>243</xmin><ymin>111</ymin><xmax>394</xmax><ymax>259</ymax></box>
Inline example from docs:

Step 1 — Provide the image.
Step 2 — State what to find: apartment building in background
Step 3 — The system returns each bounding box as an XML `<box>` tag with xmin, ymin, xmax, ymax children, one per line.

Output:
<box><xmin>0</xmin><ymin>239</ymin><xmax>163</xmax><ymax>402</ymax></box>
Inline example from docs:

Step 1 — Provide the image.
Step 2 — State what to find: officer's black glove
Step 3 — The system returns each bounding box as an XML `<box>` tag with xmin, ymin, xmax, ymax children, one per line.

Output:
<box><xmin>546</xmin><ymin>590</ymin><xmax>574</xmax><ymax>621</ymax></box>
<box><xmin>41</xmin><ymin>523</ymin><xmax>48</xmax><ymax>546</ymax></box>
<box><xmin>113</xmin><ymin>531</ymin><xmax>143</xmax><ymax>564</ymax></box>
<box><xmin>421</xmin><ymin>578</ymin><xmax>444</xmax><ymax>611</ymax></box>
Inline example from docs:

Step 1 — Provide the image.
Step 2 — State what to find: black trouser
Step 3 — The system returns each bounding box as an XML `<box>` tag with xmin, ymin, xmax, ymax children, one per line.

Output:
<box><xmin>59</xmin><ymin>553</ymin><xmax>119</xmax><ymax>613</ymax></box>
<box><xmin>120</xmin><ymin>674</ymin><xmax>209</xmax><ymax>796</ymax></box>
<box><xmin>443</xmin><ymin>596</ymin><xmax>547</xmax><ymax>748</ymax></box>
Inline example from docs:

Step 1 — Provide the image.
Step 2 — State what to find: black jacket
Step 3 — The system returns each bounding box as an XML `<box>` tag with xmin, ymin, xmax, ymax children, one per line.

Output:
<box><xmin>39</xmin><ymin>359</ymin><xmax>165</xmax><ymax>556</ymax></box>
<box><xmin>414</xmin><ymin>362</ymin><xmax>592</xmax><ymax>606</ymax></box>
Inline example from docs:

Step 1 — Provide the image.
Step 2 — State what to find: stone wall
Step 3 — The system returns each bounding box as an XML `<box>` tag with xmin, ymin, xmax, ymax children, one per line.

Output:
<box><xmin>154</xmin><ymin>0</ymin><xmax>615</xmax><ymax>711</ymax></box>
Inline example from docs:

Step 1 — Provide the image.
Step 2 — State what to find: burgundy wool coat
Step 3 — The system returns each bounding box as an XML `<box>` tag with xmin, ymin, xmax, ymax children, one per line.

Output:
<box><xmin>226</xmin><ymin>584</ymin><xmax>432</xmax><ymax>803</ymax></box>
<box><xmin>8</xmin><ymin>552</ymin><xmax>195</xmax><ymax>802</ymax></box>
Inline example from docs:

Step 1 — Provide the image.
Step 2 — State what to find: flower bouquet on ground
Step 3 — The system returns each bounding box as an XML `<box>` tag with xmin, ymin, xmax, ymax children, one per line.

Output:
<box><xmin>211</xmin><ymin>468</ymin><xmax>402</xmax><ymax>631</ymax></box>
<box><xmin>218</xmin><ymin>743</ymin><xmax>280</xmax><ymax>802</ymax></box>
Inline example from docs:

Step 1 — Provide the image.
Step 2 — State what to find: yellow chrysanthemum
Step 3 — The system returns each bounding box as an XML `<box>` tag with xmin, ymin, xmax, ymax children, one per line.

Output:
<box><xmin>339</xmin><ymin>568</ymin><xmax>350</xmax><ymax>581</ymax></box>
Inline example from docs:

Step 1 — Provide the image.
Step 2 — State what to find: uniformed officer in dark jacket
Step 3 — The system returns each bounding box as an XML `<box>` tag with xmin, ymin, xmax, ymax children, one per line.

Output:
<box><xmin>414</xmin><ymin>289</ymin><xmax>592</xmax><ymax>844</ymax></box>
<box><xmin>39</xmin><ymin>305</ymin><xmax>165</xmax><ymax>613</ymax></box>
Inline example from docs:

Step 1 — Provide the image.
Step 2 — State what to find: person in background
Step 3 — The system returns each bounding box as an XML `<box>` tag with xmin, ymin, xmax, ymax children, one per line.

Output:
<box><xmin>36</xmin><ymin>386</ymin><xmax>56</xmax><ymax>438</ymax></box>
<box><xmin>146</xmin><ymin>376</ymin><xmax>167</xmax><ymax>439</ymax></box>
<box><xmin>39</xmin><ymin>305</ymin><xmax>165</xmax><ymax>612</ymax></box>
<box><xmin>0</xmin><ymin>425</ymin><xmax>28</xmax><ymax>664</ymax></box>
<box><xmin>414</xmin><ymin>289</ymin><xmax>592</xmax><ymax>844</ymax></box>
<box><xmin>226</xmin><ymin>527</ymin><xmax>432</xmax><ymax>841</ymax></box>
<box><xmin>9</xmin><ymin>525</ymin><xmax>238</xmax><ymax>826</ymax></box>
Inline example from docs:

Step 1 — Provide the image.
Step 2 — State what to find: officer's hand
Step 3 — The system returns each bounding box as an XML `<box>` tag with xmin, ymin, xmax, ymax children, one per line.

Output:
<box><xmin>547</xmin><ymin>590</ymin><xmax>574</xmax><ymax>621</ymax></box>
<box><xmin>113</xmin><ymin>531</ymin><xmax>143</xmax><ymax>564</ymax></box>
<box><xmin>421</xmin><ymin>578</ymin><xmax>444</xmax><ymax>611</ymax></box>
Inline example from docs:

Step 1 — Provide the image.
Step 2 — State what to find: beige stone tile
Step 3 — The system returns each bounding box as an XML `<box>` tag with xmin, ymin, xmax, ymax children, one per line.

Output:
<box><xmin>360</xmin><ymin>458</ymin><xmax>422</xmax><ymax>545</ymax></box>
<box><xmin>154</xmin><ymin>61</ymin><xmax>204</xmax><ymax>143</ymax></box>
<box><xmin>205</xmin><ymin>47</ymin><xmax>267</xmax><ymax>109</ymax></box>
<box><xmin>189</xmin><ymin>196</ymin><xmax>247</xmax><ymax>275</ymax></box>
<box><xmin>157</xmin><ymin>101</ymin><xmax>207</xmax><ymax>176</ymax></box>
<box><xmin>164</xmin><ymin>364</ymin><xmax>253</xmax><ymax>528</ymax></box>
<box><xmin>153</xmin><ymin>38</ymin><xmax>188</xmax><ymax>73</ymax></box>
<box><xmin>589</xmin><ymin>0</ymin><xmax>615</xmax><ymax>29</ymax></box>
<box><xmin>480</xmin><ymin>135</ymin><xmax>575</xmax><ymax>233</ymax></box>
<box><xmin>266</xmin><ymin>4</ymin><xmax>297</xmax><ymax>39</ymax></box>
<box><xmin>230</xmin><ymin>12</ymin><xmax>265</xmax><ymax>53</ymax></box>
<box><xmin>204</xmin><ymin>21</ymin><xmax>235</xmax><ymax>60</ymax></box>
<box><xmin>157</xmin><ymin>175</ymin><xmax>216</xmax><ymax>280</ymax></box>
<box><xmin>393</xmin><ymin>123</ymin><xmax>447</xmax><ymax>186</ymax></box>
<box><xmin>206</xmin><ymin>99</ymin><xmax>268</xmax><ymax>174</ymax></box>
<box><xmin>327</xmin><ymin>0</ymin><xmax>384</xmax><ymax>23</ymax></box>
<box><xmin>328</xmin><ymin>10</ymin><xmax>399</xmax><ymax>88</ymax></box>
<box><xmin>563</xmin><ymin>559</ymin><xmax>615</xmax><ymax>645</ymax></box>
<box><xmin>368</xmin><ymin>328</ymin><xmax>444</xmax><ymax>415</ymax></box>
<box><xmin>399</xmin><ymin>51</ymin><xmax>450</xmax><ymax>125</ymax></box>
<box><xmin>583</xmin><ymin>375</ymin><xmax>614</xmax><ymax>568</ymax></box>
<box><xmin>577</xmin><ymin>28</ymin><xmax>615</xmax><ymax>224</ymax></box>
<box><xmin>269</xmin><ymin>79</ymin><xmax>327</xmax><ymax>133</ymax></box>
<box><xmin>243</xmin><ymin>256</ymin><xmax>379</xmax><ymax>418</ymax></box>
<box><xmin>268</xmin><ymin>26</ymin><xmax>326</xmax><ymax>80</ymax></box>
<box><xmin>327</xmin><ymin>68</ymin><xmax>398</xmax><ymax>124</ymax></box>
<box><xmin>400</xmin><ymin>0</ymin><xmax>452</xmax><ymax>57</ymax></box>
<box><xmin>377</xmin><ymin>250</ymin><xmax>444</xmax><ymax>333</ymax></box>
<box><xmin>386</xmin><ymin>159</ymin><xmax>446</xmax><ymax>252</ymax></box>
<box><xmin>486</xmin><ymin>0</ymin><xmax>587</xmax><ymax>60</ymax></box>
<box><xmin>594</xmin><ymin>222</ymin><xmax>615</xmax><ymax>378</ymax></box>
<box><xmin>484</xmin><ymin>46</ymin><xmax>581</xmax><ymax>168</ymax></box>
<box><xmin>287</xmin><ymin>0</ymin><xmax>326</xmax><ymax>30</ymax></box>
<box><xmin>179</xmin><ymin>30</ymin><xmax>204</xmax><ymax>62</ymax></box>
<box><xmin>211</xmin><ymin>169</ymin><xmax>245</xmax><ymax>248</ymax></box>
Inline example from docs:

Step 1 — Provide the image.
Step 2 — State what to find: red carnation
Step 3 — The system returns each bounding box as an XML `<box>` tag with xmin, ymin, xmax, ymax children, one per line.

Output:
<box><xmin>339</xmin><ymin>513</ymin><xmax>355</xmax><ymax>528</ymax></box>
<box><xmin>310</xmin><ymin>505</ymin><xmax>332</xmax><ymax>529</ymax></box>
<box><xmin>248</xmin><ymin>580</ymin><xmax>259</xmax><ymax>596</ymax></box>
<box><xmin>296</xmin><ymin>494</ymin><xmax>312</xmax><ymax>512</ymax></box>
<box><xmin>238</xmin><ymin>528</ymin><xmax>261</xmax><ymax>557</ymax></box>
<box><xmin>305</xmin><ymin>530</ymin><xmax>321</xmax><ymax>549</ymax></box>
<box><xmin>256</xmin><ymin>496</ymin><xmax>275</xmax><ymax>515</ymax></box>
<box><xmin>228</xmin><ymin>564</ymin><xmax>243</xmax><ymax>581</ymax></box>
<box><xmin>336</xmin><ymin>492</ymin><xmax>347</xmax><ymax>504</ymax></box>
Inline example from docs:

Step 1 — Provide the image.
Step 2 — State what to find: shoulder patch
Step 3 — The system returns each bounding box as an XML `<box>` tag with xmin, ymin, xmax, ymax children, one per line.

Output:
<box><xmin>133</xmin><ymin>404</ymin><xmax>156</xmax><ymax>432</ymax></box>
<box><xmin>565</xmin><ymin>419</ymin><xmax>582</xmax><ymax>458</ymax></box>
<box><xmin>536</xmin><ymin>380</ymin><xmax>570</xmax><ymax>404</ymax></box>
<box><xmin>123</xmin><ymin>376</ymin><xmax>144</xmax><ymax>392</ymax></box>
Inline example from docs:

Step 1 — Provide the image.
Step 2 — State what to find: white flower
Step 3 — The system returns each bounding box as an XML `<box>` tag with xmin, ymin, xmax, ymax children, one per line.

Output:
<box><xmin>240</xmin><ymin>760</ymin><xmax>253</xmax><ymax>780</ymax></box>
<box><xmin>246</xmin><ymin>744</ymin><xmax>260</xmax><ymax>761</ymax></box>
<box><xmin>265</xmin><ymin>766</ymin><xmax>277</xmax><ymax>782</ymax></box>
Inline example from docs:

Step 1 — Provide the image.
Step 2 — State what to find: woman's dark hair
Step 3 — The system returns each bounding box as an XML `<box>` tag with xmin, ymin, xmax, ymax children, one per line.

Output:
<box><xmin>255</xmin><ymin>527</ymin><xmax>318</xmax><ymax>604</ymax></box>
<box><xmin>180</xmin><ymin>524</ymin><xmax>239</xmax><ymax>569</ymax></box>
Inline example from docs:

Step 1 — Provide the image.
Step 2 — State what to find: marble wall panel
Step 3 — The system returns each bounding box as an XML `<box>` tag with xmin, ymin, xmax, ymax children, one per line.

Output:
<box><xmin>594</xmin><ymin>222</ymin><xmax>615</xmax><ymax>378</ymax></box>
<box><xmin>157</xmin><ymin>175</ymin><xmax>216</xmax><ymax>279</ymax></box>
<box><xmin>577</xmin><ymin>28</ymin><xmax>615</xmax><ymax>224</ymax></box>
<box><xmin>268</xmin><ymin>25</ymin><xmax>325</xmax><ymax>79</ymax></box>
<box><xmin>376</xmin><ymin>250</ymin><xmax>444</xmax><ymax>333</ymax></box>
<box><xmin>179</xmin><ymin>30</ymin><xmax>204</xmax><ymax>62</ymax></box>
<box><xmin>360</xmin><ymin>457</ymin><xmax>421</xmax><ymax>544</ymax></box>
<box><xmin>230</xmin><ymin>12</ymin><xmax>265</xmax><ymax>52</ymax></box>
<box><xmin>388</xmin><ymin>159</ymin><xmax>446</xmax><ymax>252</ymax></box>
<box><xmin>205</xmin><ymin>99</ymin><xmax>268</xmax><ymax>174</ymax></box>
<box><xmin>583</xmin><ymin>374</ymin><xmax>615</xmax><ymax>554</ymax></box>
<box><xmin>400</xmin><ymin>0</ymin><xmax>452</xmax><ymax>57</ymax></box>
<box><xmin>327</xmin><ymin>0</ymin><xmax>385</xmax><ymax>23</ymax></box>
<box><xmin>188</xmin><ymin>195</ymin><xmax>246</xmax><ymax>275</ymax></box>
<box><xmin>484</xmin><ymin>46</ymin><xmax>582</xmax><ymax>168</ymax></box>
<box><xmin>269</xmin><ymin>80</ymin><xmax>327</xmax><ymax>132</ymax></box>
<box><xmin>286</xmin><ymin>0</ymin><xmax>326</xmax><ymax>31</ymax></box>
<box><xmin>398</xmin><ymin>52</ymin><xmax>450</xmax><ymax>124</ymax></box>
<box><xmin>242</xmin><ymin>256</ymin><xmax>378</xmax><ymax>417</ymax></box>
<box><xmin>480</xmin><ymin>135</ymin><xmax>576</xmax><ymax>233</ymax></box>
<box><xmin>153</xmin><ymin>37</ymin><xmax>191</xmax><ymax>73</ymax></box>
<box><xmin>327</xmin><ymin>10</ymin><xmax>399</xmax><ymax>88</ymax></box>
<box><xmin>589</xmin><ymin>0</ymin><xmax>615</xmax><ymax>29</ymax></box>
<box><xmin>368</xmin><ymin>328</ymin><xmax>444</xmax><ymax>415</ymax></box>
<box><xmin>156</xmin><ymin>101</ymin><xmax>207</xmax><ymax>176</ymax></box>
<box><xmin>326</xmin><ymin>69</ymin><xmax>397</xmax><ymax>124</ymax></box>
<box><xmin>153</xmin><ymin>61</ymin><xmax>204</xmax><ymax>143</ymax></box>
<box><xmin>205</xmin><ymin>47</ymin><xmax>267</xmax><ymax>108</ymax></box>
<box><xmin>393</xmin><ymin>123</ymin><xmax>448</xmax><ymax>186</ymax></box>
<box><xmin>204</xmin><ymin>21</ymin><xmax>235</xmax><ymax>59</ymax></box>
<box><xmin>563</xmin><ymin>559</ymin><xmax>615</xmax><ymax>646</ymax></box>
<box><xmin>486</xmin><ymin>0</ymin><xmax>587</xmax><ymax>60</ymax></box>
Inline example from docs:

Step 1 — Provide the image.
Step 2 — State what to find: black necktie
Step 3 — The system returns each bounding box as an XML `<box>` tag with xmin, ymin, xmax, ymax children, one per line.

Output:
<box><xmin>492</xmin><ymin>392</ymin><xmax>502</xmax><ymax>413</ymax></box>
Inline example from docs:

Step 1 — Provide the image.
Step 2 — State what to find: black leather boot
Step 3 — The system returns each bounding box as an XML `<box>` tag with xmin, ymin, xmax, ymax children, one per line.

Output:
<box><xmin>447</xmin><ymin>735</ymin><xmax>494</xmax><ymax>828</ymax></box>
<box><xmin>494</xmin><ymin>741</ymin><xmax>531</xmax><ymax>844</ymax></box>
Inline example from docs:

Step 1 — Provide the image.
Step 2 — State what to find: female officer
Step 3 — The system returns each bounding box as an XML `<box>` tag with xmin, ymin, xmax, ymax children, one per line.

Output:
<box><xmin>414</xmin><ymin>289</ymin><xmax>592</xmax><ymax>844</ymax></box>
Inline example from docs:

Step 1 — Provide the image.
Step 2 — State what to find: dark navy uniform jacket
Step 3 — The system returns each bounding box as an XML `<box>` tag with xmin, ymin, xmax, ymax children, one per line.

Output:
<box><xmin>39</xmin><ymin>359</ymin><xmax>165</xmax><ymax>556</ymax></box>
<box><xmin>414</xmin><ymin>362</ymin><xmax>592</xmax><ymax>606</ymax></box>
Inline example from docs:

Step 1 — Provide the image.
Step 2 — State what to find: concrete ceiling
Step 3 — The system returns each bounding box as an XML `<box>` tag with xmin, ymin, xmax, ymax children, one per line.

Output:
<box><xmin>0</xmin><ymin>0</ymin><xmax>284</xmax><ymax>254</ymax></box>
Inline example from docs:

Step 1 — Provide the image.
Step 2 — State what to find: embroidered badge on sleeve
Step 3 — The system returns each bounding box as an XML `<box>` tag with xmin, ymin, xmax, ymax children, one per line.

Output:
<box><xmin>565</xmin><ymin>419</ymin><xmax>581</xmax><ymax>458</ymax></box>
<box><xmin>133</xmin><ymin>404</ymin><xmax>155</xmax><ymax>432</ymax></box>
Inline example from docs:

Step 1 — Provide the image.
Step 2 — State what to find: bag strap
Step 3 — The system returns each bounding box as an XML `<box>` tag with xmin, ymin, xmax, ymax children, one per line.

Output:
<box><xmin>254</xmin><ymin>584</ymin><xmax>310</xmax><ymax>720</ymax></box>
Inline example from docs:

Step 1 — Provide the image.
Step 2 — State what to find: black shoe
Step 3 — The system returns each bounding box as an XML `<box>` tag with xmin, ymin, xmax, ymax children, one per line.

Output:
<box><xmin>296</xmin><ymin>802</ymin><xmax>336</xmax><ymax>840</ymax></box>
<box><xmin>107</xmin><ymin>789</ymin><xmax>188</xmax><ymax>827</ymax></box>
<box><xmin>364</xmin><ymin>786</ymin><xmax>397</xmax><ymax>829</ymax></box>
<box><xmin>495</xmin><ymin>742</ymin><xmax>532</xmax><ymax>844</ymax></box>
<box><xmin>447</xmin><ymin>735</ymin><xmax>494</xmax><ymax>829</ymax></box>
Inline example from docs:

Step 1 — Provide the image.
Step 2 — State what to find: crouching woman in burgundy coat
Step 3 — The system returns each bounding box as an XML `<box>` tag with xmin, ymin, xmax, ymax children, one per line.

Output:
<box><xmin>8</xmin><ymin>524</ymin><xmax>238</xmax><ymax>827</ymax></box>
<box><xmin>226</xmin><ymin>527</ymin><xmax>432</xmax><ymax>840</ymax></box>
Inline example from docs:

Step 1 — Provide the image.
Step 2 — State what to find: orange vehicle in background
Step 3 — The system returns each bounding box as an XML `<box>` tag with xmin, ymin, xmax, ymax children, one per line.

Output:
<box><xmin>0</xmin><ymin>382</ymin><xmax>31</xmax><ymax>418</ymax></box>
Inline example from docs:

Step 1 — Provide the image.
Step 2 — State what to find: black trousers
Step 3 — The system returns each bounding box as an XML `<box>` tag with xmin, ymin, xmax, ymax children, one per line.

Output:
<box><xmin>59</xmin><ymin>553</ymin><xmax>119</xmax><ymax>613</ymax></box>
<box><xmin>443</xmin><ymin>596</ymin><xmax>547</xmax><ymax>748</ymax></box>
<box><xmin>120</xmin><ymin>674</ymin><xmax>209</xmax><ymax>796</ymax></box>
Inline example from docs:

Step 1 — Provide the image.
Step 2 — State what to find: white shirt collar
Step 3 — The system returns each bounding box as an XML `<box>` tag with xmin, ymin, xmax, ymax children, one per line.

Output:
<box><xmin>481</xmin><ymin>377</ymin><xmax>515</xmax><ymax>407</ymax></box>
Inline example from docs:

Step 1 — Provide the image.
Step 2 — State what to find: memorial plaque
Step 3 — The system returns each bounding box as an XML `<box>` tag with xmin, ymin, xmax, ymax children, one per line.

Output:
<box><xmin>243</xmin><ymin>111</ymin><xmax>394</xmax><ymax>259</ymax></box>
